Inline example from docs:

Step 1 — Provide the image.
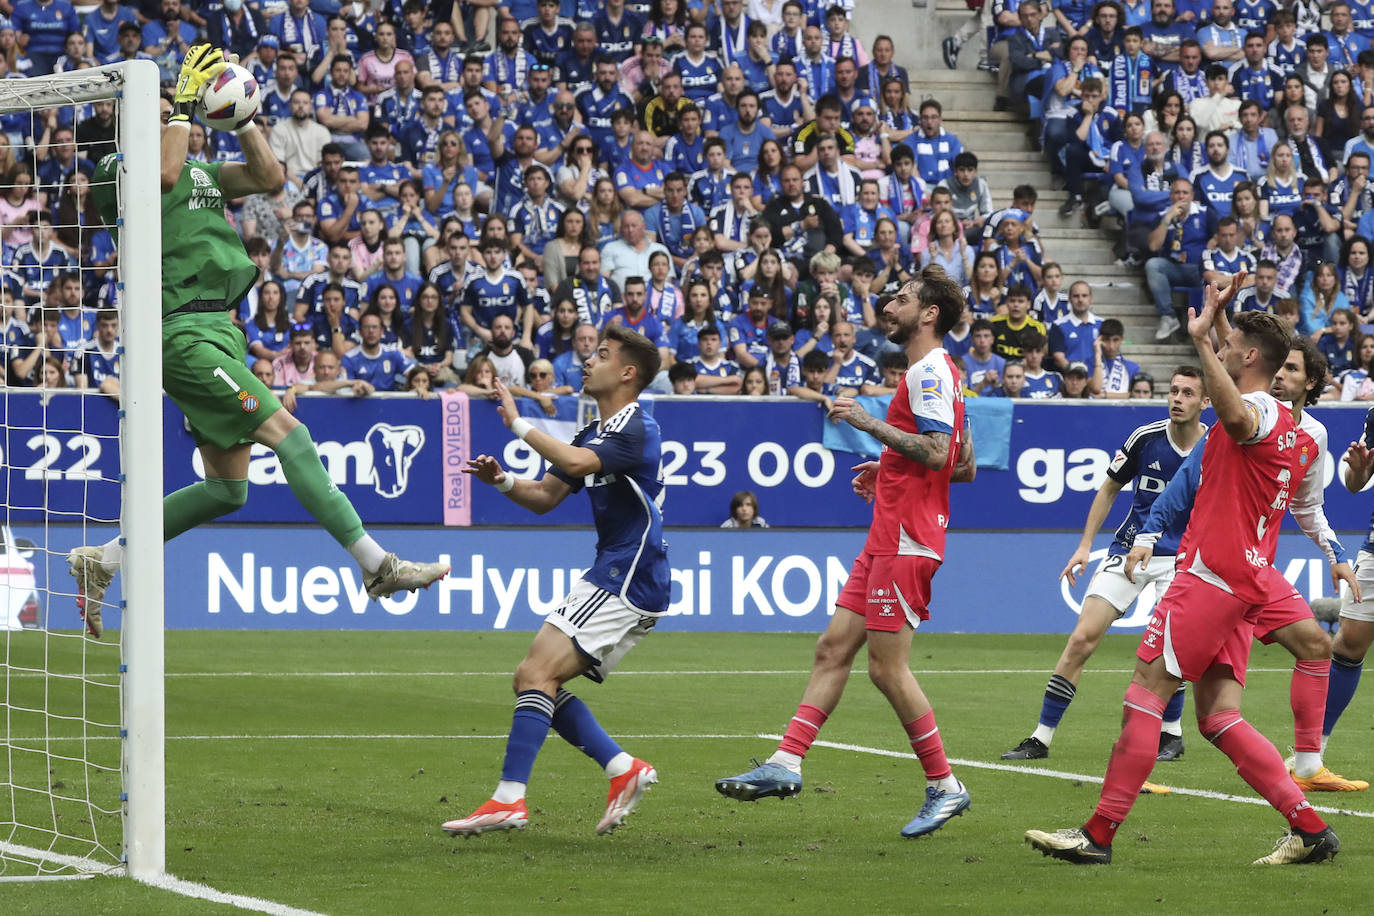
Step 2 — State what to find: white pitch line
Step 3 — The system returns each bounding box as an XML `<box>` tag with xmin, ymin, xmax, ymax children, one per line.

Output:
<box><xmin>138</xmin><ymin>874</ymin><xmax>330</xmax><ymax>916</ymax></box>
<box><xmin>5</xmin><ymin>733</ymin><xmax>764</xmax><ymax>742</ymax></box>
<box><xmin>88</xmin><ymin>666</ymin><xmax>1302</xmax><ymax>678</ymax></box>
<box><xmin>768</xmin><ymin>736</ymin><xmax>1374</xmax><ymax>821</ymax></box>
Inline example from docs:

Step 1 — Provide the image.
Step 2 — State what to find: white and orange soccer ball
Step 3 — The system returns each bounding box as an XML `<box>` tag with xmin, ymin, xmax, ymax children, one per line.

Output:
<box><xmin>199</xmin><ymin>63</ymin><xmax>261</xmax><ymax>132</ymax></box>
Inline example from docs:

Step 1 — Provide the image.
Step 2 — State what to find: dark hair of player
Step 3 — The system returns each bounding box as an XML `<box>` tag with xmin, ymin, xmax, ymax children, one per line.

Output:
<box><xmin>602</xmin><ymin>324</ymin><xmax>661</xmax><ymax>392</ymax></box>
<box><xmin>1232</xmin><ymin>311</ymin><xmax>1291</xmax><ymax>375</ymax></box>
<box><xmin>1287</xmin><ymin>336</ymin><xmax>1329</xmax><ymax>406</ymax></box>
<box><xmin>913</xmin><ymin>265</ymin><xmax>966</xmax><ymax>337</ymax></box>
<box><xmin>1171</xmin><ymin>364</ymin><xmax>1204</xmax><ymax>394</ymax></box>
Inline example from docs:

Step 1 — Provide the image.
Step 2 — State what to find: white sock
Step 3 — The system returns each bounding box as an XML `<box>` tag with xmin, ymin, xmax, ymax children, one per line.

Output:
<box><xmin>1030</xmin><ymin>724</ymin><xmax>1055</xmax><ymax>745</ymax></box>
<box><xmin>1294</xmin><ymin>751</ymin><xmax>1322</xmax><ymax>779</ymax></box>
<box><xmin>932</xmin><ymin>775</ymin><xmax>962</xmax><ymax>794</ymax></box>
<box><xmin>100</xmin><ymin>537</ymin><xmax>123</xmax><ymax>571</ymax></box>
<box><xmin>1161</xmin><ymin>720</ymin><xmax>1184</xmax><ymax>737</ymax></box>
<box><xmin>1321</xmin><ymin>734</ymin><xmax>1330</xmax><ymax>753</ymax></box>
<box><xmin>492</xmin><ymin>780</ymin><xmax>525</xmax><ymax>803</ymax></box>
<box><xmin>604</xmin><ymin>752</ymin><xmax>633</xmax><ymax>778</ymax></box>
<box><xmin>347</xmin><ymin>534</ymin><xmax>388</xmax><ymax>573</ymax></box>
<box><xmin>767</xmin><ymin>750</ymin><xmax>803</xmax><ymax>774</ymax></box>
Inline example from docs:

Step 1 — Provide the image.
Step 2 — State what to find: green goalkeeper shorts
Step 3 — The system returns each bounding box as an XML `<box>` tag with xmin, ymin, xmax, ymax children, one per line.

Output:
<box><xmin>162</xmin><ymin>311</ymin><xmax>282</xmax><ymax>450</ymax></box>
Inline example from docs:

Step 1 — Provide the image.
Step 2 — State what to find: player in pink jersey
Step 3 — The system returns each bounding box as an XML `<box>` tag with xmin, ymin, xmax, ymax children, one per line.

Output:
<box><xmin>715</xmin><ymin>266</ymin><xmax>978</xmax><ymax>839</ymax></box>
<box><xmin>1027</xmin><ymin>286</ymin><xmax>1340</xmax><ymax>866</ymax></box>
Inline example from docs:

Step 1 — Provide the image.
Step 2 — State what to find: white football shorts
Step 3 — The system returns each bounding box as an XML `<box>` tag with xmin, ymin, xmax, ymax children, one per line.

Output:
<box><xmin>1340</xmin><ymin>549</ymin><xmax>1374</xmax><ymax>623</ymax></box>
<box><xmin>545</xmin><ymin>578</ymin><xmax>659</xmax><ymax>683</ymax></box>
<box><xmin>1085</xmin><ymin>553</ymin><xmax>1176</xmax><ymax>616</ymax></box>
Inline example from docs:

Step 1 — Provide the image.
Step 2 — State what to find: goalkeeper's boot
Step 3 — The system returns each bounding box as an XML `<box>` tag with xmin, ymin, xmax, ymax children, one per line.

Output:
<box><xmin>67</xmin><ymin>546</ymin><xmax>113</xmax><ymax>638</ymax></box>
<box><xmin>1001</xmin><ymin>736</ymin><xmax>1049</xmax><ymax>760</ymax></box>
<box><xmin>900</xmin><ymin>782</ymin><xmax>971</xmax><ymax>838</ymax></box>
<box><xmin>1156</xmin><ymin>732</ymin><xmax>1185</xmax><ymax>761</ymax></box>
<box><xmin>441</xmin><ymin>798</ymin><xmax>529</xmax><ymax>836</ymax></box>
<box><xmin>365</xmin><ymin>553</ymin><xmax>450</xmax><ymax>599</ymax></box>
<box><xmin>596</xmin><ymin>758</ymin><xmax>657</xmax><ymax>835</ymax></box>
<box><xmin>715</xmin><ymin>759</ymin><xmax>802</xmax><ymax>801</ymax></box>
<box><xmin>1290</xmin><ymin>765</ymin><xmax>1369</xmax><ymax>792</ymax></box>
<box><xmin>1252</xmin><ymin>826</ymin><xmax>1340</xmax><ymax>865</ymax></box>
<box><xmin>1025</xmin><ymin>826</ymin><xmax>1112</xmax><ymax>864</ymax></box>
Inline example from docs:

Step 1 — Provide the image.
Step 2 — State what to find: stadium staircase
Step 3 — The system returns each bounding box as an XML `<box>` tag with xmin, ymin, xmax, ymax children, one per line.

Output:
<box><xmin>890</xmin><ymin>0</ymin><xmax>1203</xmax><ymax>387</ymax></box>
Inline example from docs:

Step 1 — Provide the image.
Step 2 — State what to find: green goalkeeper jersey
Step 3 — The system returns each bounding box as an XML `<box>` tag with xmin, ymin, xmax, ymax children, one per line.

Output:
<box><xmin>93</xmin><ymin>154</ymin><xmax>258</xmax><ymax>319</ymax></box>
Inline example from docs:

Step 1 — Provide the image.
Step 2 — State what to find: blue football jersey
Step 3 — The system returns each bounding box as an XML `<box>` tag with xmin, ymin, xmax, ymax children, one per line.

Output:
<box><xmin>1105</xmin><ymin>418</ymin><xmax>1203</xmax><ymax>555</ymax></box>
<box><xmin>550</xmin><ymin>402</ymin><xmax>671</xmax><ymax>614</ymax></box>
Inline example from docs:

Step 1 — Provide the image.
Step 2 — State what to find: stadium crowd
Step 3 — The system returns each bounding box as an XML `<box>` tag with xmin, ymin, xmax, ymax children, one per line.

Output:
<box><xmin>0</xmin><ymin>0</ymin><xmax>1198</xmax><ymax>407</ymax></box>
<box><xmin>951</xmin><ymin>0</ymin><xmax>1374</xmax><ymax>401</ymax></box>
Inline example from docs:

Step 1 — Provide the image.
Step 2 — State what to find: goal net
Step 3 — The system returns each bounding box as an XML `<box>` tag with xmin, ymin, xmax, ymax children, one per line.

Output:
<box><xmin>0</xmin><ymin>61</ymin><xmax>164</xmax><ymax>881</ymax></box>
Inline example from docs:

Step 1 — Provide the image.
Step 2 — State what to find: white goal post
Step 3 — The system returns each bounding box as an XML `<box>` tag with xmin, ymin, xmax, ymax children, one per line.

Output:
<box><xmin>0</xmin><ymin>61</ymin><xmax>164</xmax><ymax>879</ymax></box>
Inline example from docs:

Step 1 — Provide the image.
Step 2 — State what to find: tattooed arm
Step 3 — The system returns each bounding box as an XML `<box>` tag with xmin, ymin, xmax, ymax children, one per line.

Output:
<box><xmin>828</xmin><ymin>396</ymin><xmax>951</xmax><ymax>470</ymax></box>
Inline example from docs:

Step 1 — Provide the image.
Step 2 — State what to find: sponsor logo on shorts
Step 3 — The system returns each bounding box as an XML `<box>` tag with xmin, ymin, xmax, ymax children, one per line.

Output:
<box><xmin>239</xmin><ymin>392</ymin><xmax>259</xmax><ymax>412</ymax></box>
<box><xmin>870</xmin><ymin>584</ymin><xmax>897</xmax><ymax>616</ymax></box>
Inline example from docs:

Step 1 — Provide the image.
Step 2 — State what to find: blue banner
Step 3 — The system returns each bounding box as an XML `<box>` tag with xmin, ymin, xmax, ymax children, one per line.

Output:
<box><xmin>8</xmin><ymin>526</ymin><xmax>1352</xmax><ymax>634</ymax></box>
<box><xmin>3</xmin><ymin>392</ymin><xmax>1373</xmax><ymax>532</ymax></box>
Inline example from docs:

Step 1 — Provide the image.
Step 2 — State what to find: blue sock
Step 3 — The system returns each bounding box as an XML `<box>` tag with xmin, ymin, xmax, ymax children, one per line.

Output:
<box><xmin>500</xmin><ymin>690</ymin><xmax>555</xmax><ymax>784</ymax></box>
<box><xmin>1039</xmin><ymin>674</ymin><xmax>1076</xmax><ymax>728</ymax></box>
<box><xmin>1323</xmin><ymin>653</ymin><xmax>1364</xmax><ymax>738</ymax></box>
<box><xmin>552</xmin><ymin>689</ymin><xmax>624</xmax><ymax>768</ymax></box>
<box><xmin>1163</xmin><ymin>684</ymin><xmax>1186</xmax><ymax>725</ymax></box>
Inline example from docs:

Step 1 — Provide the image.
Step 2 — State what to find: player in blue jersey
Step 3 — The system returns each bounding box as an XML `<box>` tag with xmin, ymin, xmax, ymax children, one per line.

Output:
<box><xmin>1126</xmin><ymin>335</ymin><xmax>1368</xmax><ymax>792</ymax></box>
<box><xmin>444</xmin><ymin>324</ymin><xmax>668</xmax><ymax>837</ymax></box>
<box><xmin>1001</xmin><ymin>367</ymin><xmax>1207</xmax><ymax>763</ymax></box>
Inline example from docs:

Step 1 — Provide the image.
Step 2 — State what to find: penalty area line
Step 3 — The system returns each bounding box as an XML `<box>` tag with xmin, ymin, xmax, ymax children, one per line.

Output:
<box><xmin>765</xmin><ymin>736</ymin><xmax>1374</xmax><ymax>821</ymax></box>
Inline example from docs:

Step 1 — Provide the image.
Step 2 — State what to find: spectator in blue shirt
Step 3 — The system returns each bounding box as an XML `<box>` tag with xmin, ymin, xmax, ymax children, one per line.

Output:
<box><xmin>272</xmin><ymin>0</ymin><xmax>329</xmax><ymax>66</ymax></box>
<box><xmin>314</xmin><ymin>54</ymin><xmax>370</xmax><ymax>160</ymax></box>
<box><xmin>72</xmin><ymin>307</ymin><xmax>119</xmax><ymax>394</ymax></box>
<box><xmin>141</xmin><ymin>0</ymin><xmax>197</xmax><ymax>82</ymax></box>
<box><xmin>964</xmin><ymin>317</ymin><xmax>1006</xmax><ymax>393</ymax></box>
<box><xmin>83</xmin><ymin>0</ymin><xmax>138</xmax><ymax>62</ymax></box>
<box><xmin>577</xmin><ymin>56</ymin><xmax>637</xmax><ymax>149</ymax></box>
<box><xmin>645</xmin><ymin>171</ymin><xmax>707</xmax><ymax>269</ymax></box>
<box><xmin>1141</xmin><ymin>0</ymin><xmax>1196</xmax><ymax>64</ymax></box>
<box><xmin>13</xmin><ymin>0</ymin><xmax>78</xmax><ymax>75</ymax></box>
<box><xmin>1049</xmin><ymin>281</ymin><xmax>1102</xmax><ymax>370</ymax></box>
<box><xmin>342</xmin><ymin>313</ymin><xmax>411</xmax><ymax>392</ymax></box>
<box><xmin>719</xmin><ymin>90</ymin><xmax>768</xmax><ymax>174</ymax></box>
<box><xmin>1144</xmin><ymin>177</ymin><xmax>1219</xmax><ymax>339</ymax></box>
<box><xmin>552</xmin><ymin>321</ymin><xmax>599</xmax><ymax>392</ymax></box>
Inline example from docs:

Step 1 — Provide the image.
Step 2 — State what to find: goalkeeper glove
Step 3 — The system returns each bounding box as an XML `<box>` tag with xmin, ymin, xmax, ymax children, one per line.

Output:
<box><xmin>170</xmin><ymin>43</ymin><xmax>226</xmax><ymax>124</ymax></box>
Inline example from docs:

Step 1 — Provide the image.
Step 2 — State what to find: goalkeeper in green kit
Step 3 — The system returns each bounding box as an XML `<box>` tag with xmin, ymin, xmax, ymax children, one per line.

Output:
<box><xmin>68</xmin><ymin>45</ymin><xmax>449</xmax><ymax>637</ymax></box>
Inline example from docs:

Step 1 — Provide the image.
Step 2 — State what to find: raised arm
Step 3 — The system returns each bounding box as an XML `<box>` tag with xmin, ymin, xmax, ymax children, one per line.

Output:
<box><xmin>492</xmin><ymin>378</ymin><xmax>603</xmax><ymax>476</ymax></box>
<box><xmin>1189</xmin><ymin>281</ymin><xmax>1256</xmax><ymax>443</ymax></box>
<box><xmin>218</xmin><ymin>122</ymin><xmax>286</xmax><ymax>198</ymax></box>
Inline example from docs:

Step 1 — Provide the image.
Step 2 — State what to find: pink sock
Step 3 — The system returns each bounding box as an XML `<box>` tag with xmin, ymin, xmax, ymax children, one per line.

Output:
<box><xmin>778</xmin><ymin>703</ymin><xmax>828</xmax><ymax>758</ymax></box>
<box><xmin>904</xmin><ymin>710</ymin><xmax>952</xmax><ymax>781</ymax></box>
<box><xmin>1202</xmin><ymin>710</ymin><xmax>1327</xmax><ymax>834</ymax></box>
<box><xmin>1087</xmin><ymin>683</ymin><xmax>1165</xmax><ymax>847</ymax></box>
<box><xmin>1290</xmin><ymin>660</ymin><xmax>1329</xmax><ymax>755</ymax></box>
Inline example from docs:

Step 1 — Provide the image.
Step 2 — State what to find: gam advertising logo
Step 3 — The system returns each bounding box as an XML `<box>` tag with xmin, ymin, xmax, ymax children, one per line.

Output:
<box><xmin>190</xmin><ymin>423</ymin><xmax>426</xmax><ymax>498</ymax></box>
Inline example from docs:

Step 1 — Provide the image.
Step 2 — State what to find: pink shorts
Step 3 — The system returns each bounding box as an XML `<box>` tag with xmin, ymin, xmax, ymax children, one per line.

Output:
<box><xmin>1137</xmin><ymin>571</ymin><xmax>1255</xmax><ymax>686</ymax></box>
<box><xmin>1250</xmin><ymin>566</ymin><xmax>1314</xmax><ymax>644</ymax></box>
<box><xmin>836</xmin><ymin>551</ymin><xmax>939</xmax><ymax>633</ymax></box>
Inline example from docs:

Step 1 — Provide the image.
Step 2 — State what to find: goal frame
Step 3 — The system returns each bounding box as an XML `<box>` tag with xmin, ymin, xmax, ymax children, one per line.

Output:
<box><xmin>0</xmin><ymin>60</ymin><xmax>166</xmax><ymax>879</ymax></box>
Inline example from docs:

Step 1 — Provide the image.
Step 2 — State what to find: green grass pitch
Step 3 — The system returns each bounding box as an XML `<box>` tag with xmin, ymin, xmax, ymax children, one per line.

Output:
<box><xmin>5</xmin><ymin>631</ymin><xmax>1374</xmax><ymax>914</ymax></box>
